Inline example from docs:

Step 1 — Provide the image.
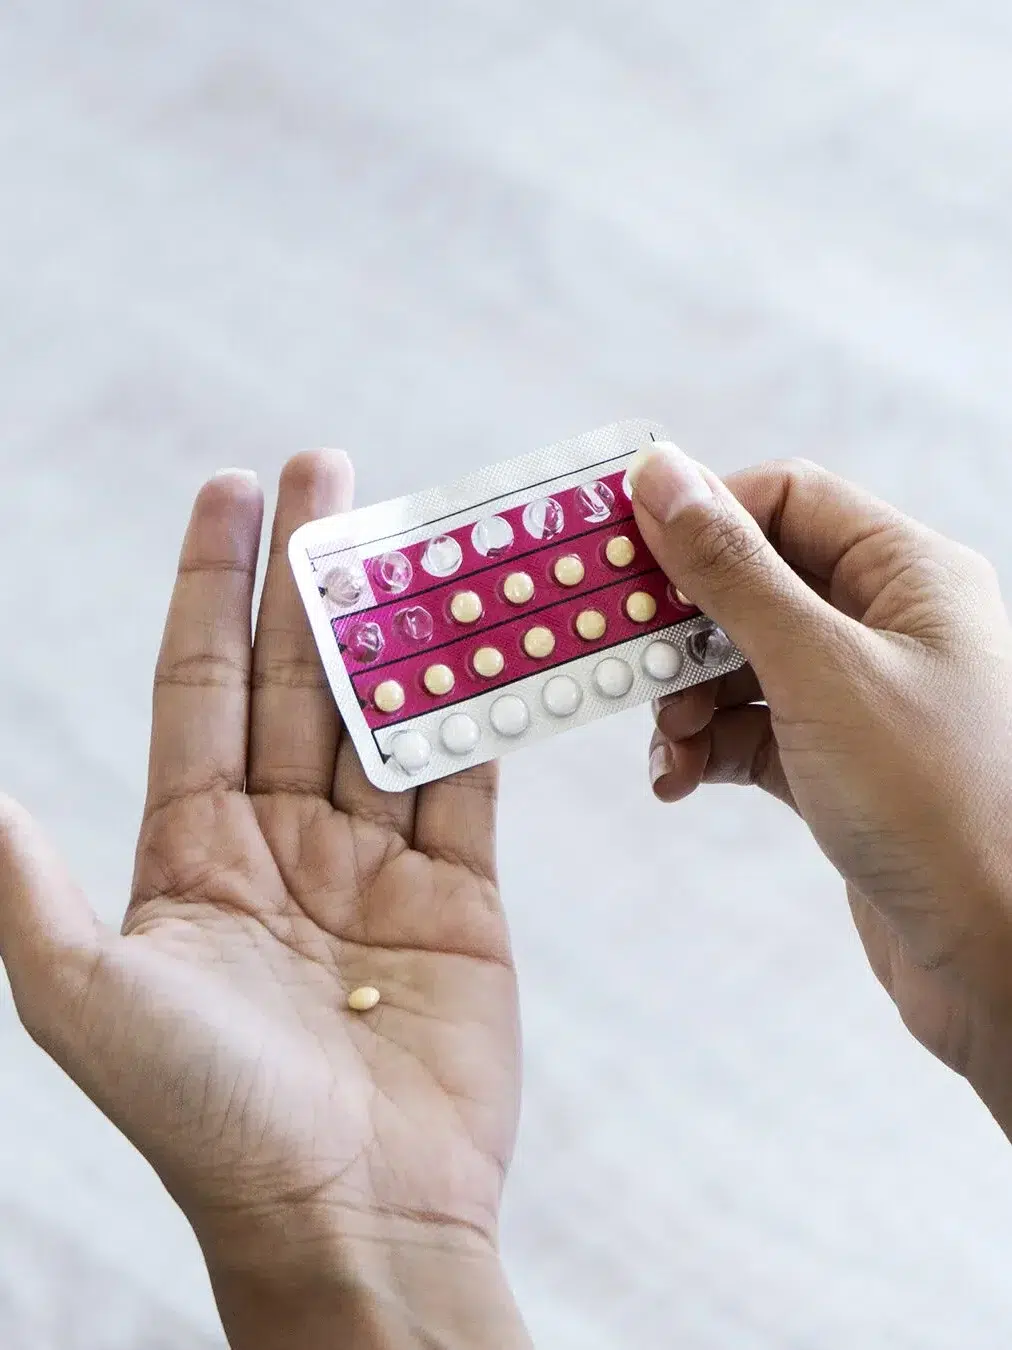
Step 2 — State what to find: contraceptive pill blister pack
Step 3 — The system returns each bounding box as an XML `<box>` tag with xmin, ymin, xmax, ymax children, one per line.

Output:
<box><xmin>289</xmin><ymin>419</ymin><xmax>745</xmax><ymax>791</ymax></box>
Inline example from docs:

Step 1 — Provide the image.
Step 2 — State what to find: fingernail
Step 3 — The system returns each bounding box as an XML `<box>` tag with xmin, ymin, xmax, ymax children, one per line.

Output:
<box><xmin>627</xmin><ymin>441</ymin><xmax>713</xmax><ymax>525</ymax></box>
<box><xmin>649</xmin><ymin>741</ymin><xmax>673</xmax><ymax>786</ymax></box>
<box><xmin>212</xmin><ymin>468</ymin><xmax>260</xmax><ymax>486</ymax></box>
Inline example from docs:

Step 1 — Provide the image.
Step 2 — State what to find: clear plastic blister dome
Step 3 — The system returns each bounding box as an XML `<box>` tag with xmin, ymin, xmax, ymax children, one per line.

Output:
<box><xmin>394</xmin><ymin>606</ymin><xmax>434</xmax><ymax>643</ymax></box>
<box><xmin>422</xmin><ymin>535</ymin><xmax>463</xmax><ymax>577</ymax></box>
<box><xmin>522</xmin><ymin>497</ymin><xmax>564</xmax><ymax>541</ymax></box>
<box><xmin>345</xmin><ymin>620</ymin><xmax>384</xmax><ymax>663</ymax></box>
<box><xmin>373</xmin><ymin>551</ymin><xmax>413</xmax><ymax>594</ymax></box>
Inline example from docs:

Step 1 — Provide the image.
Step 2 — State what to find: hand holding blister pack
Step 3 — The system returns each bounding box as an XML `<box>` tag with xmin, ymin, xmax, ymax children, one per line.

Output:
<box><xmin>289</xmin><ymin>420</ymin><xmax>745</xmax><ymax>790</ymax></box>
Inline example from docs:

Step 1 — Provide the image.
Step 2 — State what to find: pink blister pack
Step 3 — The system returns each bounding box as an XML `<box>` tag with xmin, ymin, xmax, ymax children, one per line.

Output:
<box><xmin>289</xmin><ymin>419</ymin><xmax>745</xmax><ymax>791</ymax></box>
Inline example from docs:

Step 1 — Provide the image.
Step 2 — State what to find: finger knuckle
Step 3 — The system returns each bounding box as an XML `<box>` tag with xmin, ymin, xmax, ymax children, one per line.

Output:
<box><xmin>155</xmin><ymin>648</ymin><xmax>246</xmax><ymax>691</ymax></box>
<box><xmin>685</xmin><ymin>506</ymin><xmax>766</xmax><ymax>582</ymax></box>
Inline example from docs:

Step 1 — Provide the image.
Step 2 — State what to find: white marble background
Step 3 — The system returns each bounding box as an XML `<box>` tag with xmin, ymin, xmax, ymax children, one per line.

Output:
<box><xmin>2</xmin><ymin>2</ymin><xmax>1012</xmax><ymax>1346</ymax></box>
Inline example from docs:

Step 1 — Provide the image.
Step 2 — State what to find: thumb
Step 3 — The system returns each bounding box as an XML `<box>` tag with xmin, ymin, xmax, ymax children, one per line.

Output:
<box><xmin>0</xmin><ymin>794</ymin><xmax>105</xmax><ymax>1051</ymax></box>
<box><xmin>629</xmin><ymin>441</ymin><xmax>850</xmax><ymax>691</ymax></box>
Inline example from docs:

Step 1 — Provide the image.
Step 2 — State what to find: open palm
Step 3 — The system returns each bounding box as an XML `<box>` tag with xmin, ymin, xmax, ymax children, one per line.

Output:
<box><xmin>0</xmin><ymin>452</ymin><xmax>520</xmax><ymax>1271</ymax></box>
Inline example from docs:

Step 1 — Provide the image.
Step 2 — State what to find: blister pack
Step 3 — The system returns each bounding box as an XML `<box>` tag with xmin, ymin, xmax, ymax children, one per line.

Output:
<box><xmin>289</xmin><ymin>419</ymin><xmax>745</xmax><ymax>791</ymax></box>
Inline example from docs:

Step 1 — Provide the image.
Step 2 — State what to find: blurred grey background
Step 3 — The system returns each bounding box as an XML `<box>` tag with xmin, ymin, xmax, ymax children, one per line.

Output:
<box><xmin>2</xmin><ymin>2</ymin><xmax>1012</xmax><ymax>1346</ymax></box>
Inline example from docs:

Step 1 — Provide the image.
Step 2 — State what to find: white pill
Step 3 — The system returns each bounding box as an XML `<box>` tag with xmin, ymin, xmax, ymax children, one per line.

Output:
<box><xmin>642</xmin><ymin>641</ymin><xmax>683</xmax><ymax>681</ymax></box>
<box><xmin>542</xmin><ymin>675</ymin><xmax>582</xmax><ymax>717</ymax></box>
<box><xmin>441</xmin><ymin>713</ymin><xmax>481</xmax><ymax>755</ymax></box>
<box><xmin>490</xmin><ymin>695</ymin><xmax>530</xmax><ymax>738</ymax></box>
<box><xmin>390</xmin><ymin>731</ymin><xmax>431</xmax><ymax>774</ymax></box>
<box><xmin>593</xmin><ymin>658</ymin><xmax>634</xmax><ymax>698</ymax></box>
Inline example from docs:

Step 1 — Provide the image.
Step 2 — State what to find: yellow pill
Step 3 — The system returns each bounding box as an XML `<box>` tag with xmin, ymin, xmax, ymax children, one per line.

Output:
<box><xmin>575</xmin><ymin>609</ymin><xmax>607</xmax><ymax>641</ymax></box>
<box><xmin>373</xmin><ymin>680</ymin><xmax>406</xmax><ymax>713</ymax></box>
<box><xmin>675</xmin><ymin>587</ymin><xmax>692</xmax><ymax>607</ymax></box>
<box><xmin>450</xmin><ymin>590</ymin><xmax>483</xmax><ymax>624</ymax></box>
<box><xmin>523</xmin><ymin>626</ymin><xmax>556</xmax><ymax>659</ymax></box>
<box><xmin>472</xmin><ymin>646</ymin><xmax>505</xmax><ymax>678</ymax></box>
<box><xmin>347</xmin><ymin>986</ymin><xmax>381</xmax><ymax>1012</ymax></box>
<box><xmin>625</xmin><ymin>591</ymin><xmax>657</xmax><ymax>624</ymax></box>
<box><xmin>553</xmin><ymin>554</ymin><xmax>585</xmax><ymax>587</ymax></box>
<box><xmin>423</xmin><ymin>664</ymin><xmax>455</xmax><ymax>696</ymax></box>
<box><xmin>503</xmin><ymin>571</ymin><xmax>535</xmax><ymax>605</ymax></box>
<box><xmin>605</xmin><ymin>535</ymin><xmax>636</xmax><ymax>568</ymax></box>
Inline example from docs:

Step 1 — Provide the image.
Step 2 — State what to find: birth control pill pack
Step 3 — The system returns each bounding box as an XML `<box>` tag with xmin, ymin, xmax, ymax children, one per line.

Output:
<box><xmin>290</xmin><ymin>419</ymin><xmax>745</xmax><ymax>791</ymax></box>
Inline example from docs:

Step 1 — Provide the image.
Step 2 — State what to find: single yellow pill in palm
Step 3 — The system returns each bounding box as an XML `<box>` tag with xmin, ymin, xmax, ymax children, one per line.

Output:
<box><xmin>625</xmin><ymin>591</ymin><xmax>657</xmax><ymax>623</ymax></box>
<box><xmin>523</xmin><ymin>626</ymin><xmax>556</xmax><ymax>659</ymax></box>
<box><xmin>423</xmin><ymin>664</ymin><xmax>455</xmax><ymax>696</ymax></box>
<box><xmin>373</xmin><ymin>679</ymin><xmax>406</xmax><ymax>713</ymax></box>
<box><xmin>575</xmin><ymin>609</ymin><xmax>607</xmax><ymax>641</ymax></box>
<box><xmin>450</xmin><ymin>590</ymin><xmax>483</xmax><ymax>624</ymax></box>
<box><xmin>605</xmin><ymin>535</ymin><xmax>636</xmax><ymax>567</ymax></box>
<box><xmin>348</xmin><ymin>986</ymin><xmax>381</xmax><ymax>1012</ymax></box>
<box><xmin>553</xmin><ymin>554</ymin><xmax>585</xmax><ymax>587</ymax></box>
<box><xmin>472</xmin><ymin>646</ymin><xmax>505</xmax><ymax>678</ymax></box>
<box><xmin>503</xmin><ymin>572</ymin><xmax>535</xmax><ymax>605</ymax></box>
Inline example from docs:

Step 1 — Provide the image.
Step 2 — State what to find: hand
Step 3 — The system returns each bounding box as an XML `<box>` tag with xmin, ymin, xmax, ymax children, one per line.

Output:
<box><xmin>629</xmin><ymin>443</ymin><xmax>1012</xmax><ymax>1132</ymax></box>
<box><xmin>0</xmin><ymin>453</ymin><xmax>530</xmax><ymax>1349</ymax></box>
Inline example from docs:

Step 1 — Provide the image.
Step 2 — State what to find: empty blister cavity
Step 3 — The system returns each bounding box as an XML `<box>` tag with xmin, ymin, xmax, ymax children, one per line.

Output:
<box><xmin>642</xmin><ymin>641</ymin><xmax>682</xmax><ymax>681</ymax></box>
<box><xmin>345</xmin><ymin>620</ymin><xmax>384</xmax><ymax>663</ymax></box>
<box><xmin>373</xmin><ymin>679</ymin><xmax>405</xmax><ymax>714</ymax></box>
<box><xmin>542</xmin><ymin>675</ymin><xmax>582</xmax><ymax>717</ymax></box>
<box><xmin>523</xmin><ymin>497</ymin><xmax>564</xmax><ymax>541</ymax></box>
<box><xmin>490</xmin><ymin>695</ymin><xmax>529</xmax><ymax>738</ymax></box>
<box><xmin>553</xmin><ymin>554</ymin><xmax>585</xmax><ymax>587</ymax></box>
<box><xmin>594</xmin><ymin>658</ymin><xmax>633</xmax><ymax>698</ymax></box>
<box><xmin>450</xmin><ymin>590</ymin><xmax>483</xmax><ymax>624</ymax></box>
<box><xmin>503</xmin><ymin>571</ymin><xmax>535</xmax><ymax>605</ymax></box>
<box><xmin>575</xmin><ymin>480</ymin><xmax>615</xmax><ymax>523</ymax></box>
<box><xmin>395</xmin><ymin>606</ymin><xmax>434</xmax><ymax>643</ymax></box>
<box><xmin>687</xmin><ymin>622</ymin><xmax>735</xmax><ymax>667</ymax></box>
<box><xmin>471</xmin><ymin>515</ymin><xmax>514</xmax><ymax>558</ymax></box>
<box><xmin>422</xmin><ymin>534</ymin><xmax>463</xmax><ymax>578</ymax></box>
<box><xmin>423</xmin><ymin>664</ymin><xmax>455</xmax><ymax>696</ymax></box>
<box><xmin>441</xmin><ymin>713</ymin><xmax>481</xmax><ymax>756</ymax></box>
<box><xmin>373</xmin><ymin>551</ymin><xmax>413</xmax><ymax>594</ymax></box>
<box><xmin>472</xmin><ymin>646</ymin><xmax>505</xmax><ymax>678</ymax></box>
<box><xmin>320</xmin><ymin>563</ymin><xmax>365</xmax><ymax>607</ymax></box>
<box><xmin>391</xmin><ymin>731</ymin><xmax>431</xmax><ymax>774</ymax></box>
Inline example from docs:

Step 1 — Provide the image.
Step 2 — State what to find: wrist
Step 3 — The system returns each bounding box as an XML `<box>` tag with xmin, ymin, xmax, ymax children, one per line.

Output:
<box><xmin>202</xmin><ymin>1213</ymin><xmax>532</xmax><ymax>1350</ymax></box>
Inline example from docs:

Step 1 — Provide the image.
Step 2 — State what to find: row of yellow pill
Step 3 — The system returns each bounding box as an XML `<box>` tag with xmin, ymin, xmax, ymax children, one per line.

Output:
<box><xmin>372</xmin><ymin>590</ymin><xmax>659</xmax><ymax>713</ymax></box>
